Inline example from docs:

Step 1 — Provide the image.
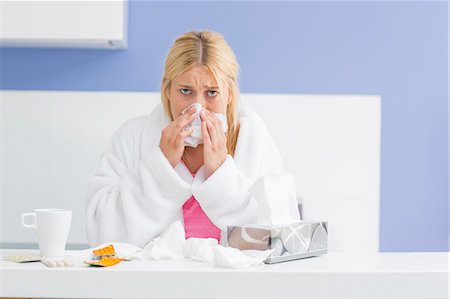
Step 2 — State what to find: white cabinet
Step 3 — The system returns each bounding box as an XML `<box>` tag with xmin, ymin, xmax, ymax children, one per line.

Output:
<box><xmin>0</xmin><ymin>0</ymin><xmax>128</xmax><ymax>49</ymax></box>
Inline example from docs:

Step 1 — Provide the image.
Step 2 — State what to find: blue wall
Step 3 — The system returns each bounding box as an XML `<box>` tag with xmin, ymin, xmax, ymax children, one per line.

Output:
<box><xmin>1</xmin><ymin>1</ymin><xmax>447</xmax><ymax>252</ymax></box>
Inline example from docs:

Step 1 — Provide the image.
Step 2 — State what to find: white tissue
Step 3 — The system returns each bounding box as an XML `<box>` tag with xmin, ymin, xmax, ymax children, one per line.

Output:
<box><xmin>249</xmin><ymin>172</ymin><xmax>301</xmax><ymax>225</ymax></box>
<box><xmin>182</xmin><ymin>103</ymin><xmax>228</xmax><ymax>148</ymax></box>
<box><xmin>141</xmin><ymin>221</ymin><xmax>271</xmax><ymax>268</ymax></box>
<box><xmin>140</xmin><ymin>221</ymin><xmax>186</xmax><ymax>260</ymax></box>
<box><xmin>213</xmin><ymin>246</ymin><xmax>274</xmax><ymax>269</ymax></box>
<box><xmin>184</xmin><ymin>238</ymin><xmax>218</xmax><ymax>263</ymax></box>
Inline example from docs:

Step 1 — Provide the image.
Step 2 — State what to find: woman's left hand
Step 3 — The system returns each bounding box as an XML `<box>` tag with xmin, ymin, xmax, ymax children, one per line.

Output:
<box><xmin>200</xmin><ymin>109</ymin><xmax>228</xmax><ymax>178</ymax></box>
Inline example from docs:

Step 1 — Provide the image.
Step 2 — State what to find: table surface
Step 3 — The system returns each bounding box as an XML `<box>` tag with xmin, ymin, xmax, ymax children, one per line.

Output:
<box><xmin>1</xmin><ymin>249</ymin><xmax>448</xmax><ymax>299</ymax></box>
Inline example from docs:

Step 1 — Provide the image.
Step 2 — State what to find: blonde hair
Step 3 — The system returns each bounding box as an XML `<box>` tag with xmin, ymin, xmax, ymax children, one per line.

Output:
<box><xmin>161</xmin><ymin>30</ymin><xmax>241</xmax><ymax>156</ymax></box>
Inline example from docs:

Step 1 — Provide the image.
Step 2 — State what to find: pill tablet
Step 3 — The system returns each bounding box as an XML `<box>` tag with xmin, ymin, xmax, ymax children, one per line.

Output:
<box><xmin>63</xmin><ymin>260</ymin><xmax>72</xmax><ymax>267</ymax></box>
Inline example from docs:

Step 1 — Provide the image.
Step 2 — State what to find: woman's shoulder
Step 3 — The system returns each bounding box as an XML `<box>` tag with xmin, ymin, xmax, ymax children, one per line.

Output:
<box><xmin>118</xmin><ymin>104</ymin><xmax>164</xmax><ymax>131</ymax></box>
<box><xmin>113</xmin><ymin>114</ymin><xmax>150</xmax><ymax>138</ymax></box>
<box><xmin>234</xmin><ymin>105</ymin><xmax>283</xmax><ymax>173</ymax></box>
<box><xmin>236</xmin><ymin>105</ymin><xmax>274</xmax><ymax>148</ymax></box>
<box><xmin>113</xmin><ymin>104</ymin><xmax>166</xmax><ymax>136</ymax></box>
<box><xmin>238</xmin><ymin>105</ymin><xmax>270</xmax><ymax>132</ymax></box>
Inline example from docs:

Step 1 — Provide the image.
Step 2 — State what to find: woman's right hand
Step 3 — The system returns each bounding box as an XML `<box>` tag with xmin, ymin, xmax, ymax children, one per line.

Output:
<box><xmin>159</xmin><ymin>106</ymin><xmax>197</xmax><ymax>167</ymax></box>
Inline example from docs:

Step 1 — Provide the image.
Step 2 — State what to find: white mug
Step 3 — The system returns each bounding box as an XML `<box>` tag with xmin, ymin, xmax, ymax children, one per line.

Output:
<box><xmin>21</xmin><ymin>209</ymin><xmax>72</xmax><ymax>257</ymax></box>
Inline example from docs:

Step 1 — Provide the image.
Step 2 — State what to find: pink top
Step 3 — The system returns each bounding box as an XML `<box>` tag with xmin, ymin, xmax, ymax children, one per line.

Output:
<box><xmin>181</xmin><ymin>160</ymin><xmax>221</xmax><ymax>242</ymax></box>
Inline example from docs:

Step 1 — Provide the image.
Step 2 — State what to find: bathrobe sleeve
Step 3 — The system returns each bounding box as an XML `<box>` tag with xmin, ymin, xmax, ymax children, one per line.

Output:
<box><xmin>85</xmin><ymin>116</ymin><xmax>191</xmax><ymax>248</ymax></box>
<box><xmin>191</xmin><ymin>111</ymin><xmax>300</xmax><ymax>230</ymax></box>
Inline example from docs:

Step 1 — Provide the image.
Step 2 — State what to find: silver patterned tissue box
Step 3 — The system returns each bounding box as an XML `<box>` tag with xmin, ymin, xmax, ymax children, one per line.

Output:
<box><xmin>227</xmin><ymin>221</ymin><xmax>328</xmax><ymax>264</ymax></box>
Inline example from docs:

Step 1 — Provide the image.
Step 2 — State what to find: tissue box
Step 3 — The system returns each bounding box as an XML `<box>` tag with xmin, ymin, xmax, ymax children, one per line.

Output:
<box><xmin>227</xmin><ymin>221</ymin><xmax>328</xmax><ymax>264</ymax></box>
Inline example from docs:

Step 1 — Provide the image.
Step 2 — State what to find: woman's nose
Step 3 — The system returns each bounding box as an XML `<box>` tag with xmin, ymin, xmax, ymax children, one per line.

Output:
<box><xmin>193</xmin><ymin>96</ymin><xmax>206</xmax><ymax>107</ymax></box>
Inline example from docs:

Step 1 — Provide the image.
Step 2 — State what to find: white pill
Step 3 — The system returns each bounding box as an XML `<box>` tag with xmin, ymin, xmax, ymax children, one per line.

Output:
<box><xmin>63</xmin><ymin>260</ymin><xmax>72</xmax><ymax>267</ymax></box>
<box><xmin>56</xmin><ymin>261</ymin><xmax>65</xmax><ymax>267</ymax></box>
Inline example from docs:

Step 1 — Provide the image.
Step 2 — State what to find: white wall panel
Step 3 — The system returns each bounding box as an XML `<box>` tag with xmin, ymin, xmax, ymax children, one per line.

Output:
<box><xmin>1</xmin><ymin>91</ymin><xmax>380</xmax><ymax>252</ymax></box>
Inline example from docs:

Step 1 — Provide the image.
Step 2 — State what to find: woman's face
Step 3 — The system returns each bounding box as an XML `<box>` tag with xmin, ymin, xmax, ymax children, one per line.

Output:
<box><xmin>168</xmin><ymin>66</ymin><xmax>230</xmax><ymax>119</ymax></box>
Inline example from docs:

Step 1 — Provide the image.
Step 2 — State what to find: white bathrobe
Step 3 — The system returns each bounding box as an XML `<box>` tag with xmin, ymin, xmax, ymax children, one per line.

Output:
<box><xmin>85</xmin><ymin>104</ymin><xmax>300</xmax><ymax>248</ymax></box>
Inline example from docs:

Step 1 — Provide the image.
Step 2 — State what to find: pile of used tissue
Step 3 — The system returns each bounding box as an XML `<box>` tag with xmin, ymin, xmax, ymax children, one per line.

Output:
<box><xmin>76</xmin><ymin>221</ymin><xmax>273</xmax><ymax>269</ymax></box>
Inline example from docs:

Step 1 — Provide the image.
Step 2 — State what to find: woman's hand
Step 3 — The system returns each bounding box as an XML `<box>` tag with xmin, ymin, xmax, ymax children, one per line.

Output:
<box><xmin>200</xmin><ymin>109</ymin><xmax>228</xmax><ymax>178</ymax></box>
<box><xmin>159</xmin><ymin>107</ymin><xmax>196</xmax><ymax>167</ymax></box>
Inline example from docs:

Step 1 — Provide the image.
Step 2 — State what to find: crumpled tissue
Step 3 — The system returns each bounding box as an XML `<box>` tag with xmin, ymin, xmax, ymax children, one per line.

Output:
<box><xmin>213</xmin><ymin>246</ymin><xmax>275</xmax><ymax>268</ymax></box>
<box><xmin>138</xmin><ymin>221</ymin><xmax>273</xmax><ymax>268</ymax></box>
<box><xmin>184</xmin><ymin>237</ymin><xmax>218</xmax><ymax>263</ymax></box>
<box><xmin>181</xmin><ymin>103</ymin><xmax>228</xmax><ymax>148</ymax></box>
<box><xmin>74</xmin><ymin>221</ymin><xmax>273</xmax><ymax>269</ymax></box>
<box><xmin>138</xmin><ymin>220</ymin><xmax>186</xmax><ymax>260</ymax></box>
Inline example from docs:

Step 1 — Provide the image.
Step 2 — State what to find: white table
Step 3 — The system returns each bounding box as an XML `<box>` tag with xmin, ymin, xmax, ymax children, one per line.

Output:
<box><xmin>1</xmin><ymin>249</ymin><xmax>448</xmax><ymax>299</ymax></box>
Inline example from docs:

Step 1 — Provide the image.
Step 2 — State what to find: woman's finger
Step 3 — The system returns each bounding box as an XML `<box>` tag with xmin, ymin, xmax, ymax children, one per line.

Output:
<box><xmin>175</xmin><ymin>127</ymin><xmax>194</xmax><ymax>145</ymax></box>
<box><xmin>180</xmin><ymin>105</ymin><xmax>194</xmax><ymax>116</ymax></box>
<box><xmin>200</xmin><ymin>110</ymin><xmax>219</xmax><ymax>143</ymax></box>
<box><xmin>174</xmin><ymin>110</ymin><xmax>197</xmax><ymax>131</ymax></box>
<box><xmin>179</xmin><ymin>127</ymin><xmax>194</xmax><ymax>137</ymax></box>
<box><xmin>209</xmin><ymin>110</ymin><xmax>225</xmax><ymax>138</ymax></box>
<box><xmin>201</xmin><ymin>119</ymin><xmax>211</xmax><ymax>146</ymax></box>
<box><xmin>205</xmin><ymin>110</ymin><xmax>225</xmax><ymax>142</ymax></box>
<box><xmin>205</xmin><ymin>109</ymin><xmax>220</xmax><ymax>127</ymax></box>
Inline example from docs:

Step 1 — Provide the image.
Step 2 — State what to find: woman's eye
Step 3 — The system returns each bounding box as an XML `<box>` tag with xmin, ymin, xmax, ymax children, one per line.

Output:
<box><xmin>207</xmin><ymin>90</ymin><xmax>218</xmax><ymax>97</ymax></box>
<box><xmin>180</xmin><ymin>88</ymin><xmax>191</xmax><ymax>95</ymax></box>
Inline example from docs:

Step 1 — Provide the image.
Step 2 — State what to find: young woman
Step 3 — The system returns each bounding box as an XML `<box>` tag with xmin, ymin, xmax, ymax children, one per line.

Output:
<box><xmin>86</xmin><ymin>31</ymin><xmax>299</xmax><ymax>248</ymax></box>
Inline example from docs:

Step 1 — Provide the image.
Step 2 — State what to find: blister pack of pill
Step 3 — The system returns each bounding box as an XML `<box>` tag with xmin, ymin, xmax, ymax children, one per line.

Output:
<box><xmin>3</xmin><ymin>254</ymin><xmax>42</xmax><ymax>263</ymax></box>
<box><xmin>84</xmin><ymin>257</ymin><xmax>124</xmax><ymax>267</ymax></box>
<box><xmin>92</xmin><ymin>244</ymin><xmax>116</xmax><ymax>259</ymax></box>
<box><xmin>86</xmin><ymin>244</ymin><xmax>130</xmax><ymax>266</ymax></box>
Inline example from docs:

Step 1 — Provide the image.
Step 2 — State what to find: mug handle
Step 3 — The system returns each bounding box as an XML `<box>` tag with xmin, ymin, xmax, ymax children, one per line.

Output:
<box><xmin>21</xmin><ymin>212</ymin><xmax>36</xmax><ymax>229</ymax></box>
